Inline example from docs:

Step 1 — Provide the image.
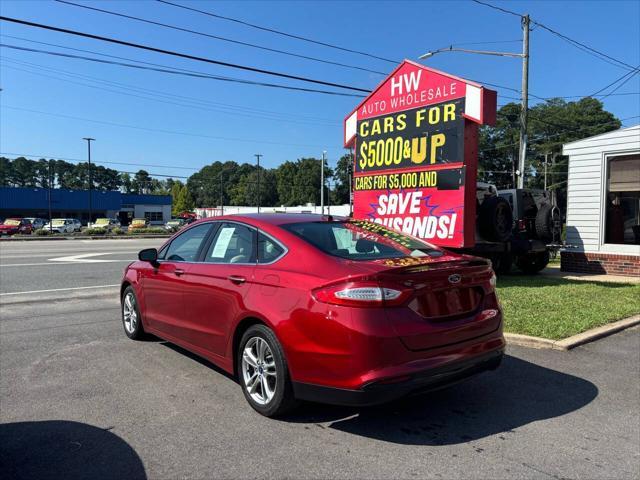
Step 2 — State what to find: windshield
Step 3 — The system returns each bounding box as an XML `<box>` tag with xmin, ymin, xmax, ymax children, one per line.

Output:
<box><xmin>3</xmin><ymin>219</ymin><xmax>20</xmax><ymax>226</ymax></box>
<box><xmin>281</xmin><ymin>220</ymin><xmax>443</xmax><ymax>261</ymax></box>
<box><xmin>51</xmin><ymin>219</ymin><xmax>65</xmax><ymax>226</ymax></box>
<box><xmin>95</xmin><ymin>219</ymin><xmax>109</xmax><ymax>225</ymax></box>
<box><xmin>131</xmin><ymin>219</ymin><xmax>146</xmax><ymax>226</ymax></box>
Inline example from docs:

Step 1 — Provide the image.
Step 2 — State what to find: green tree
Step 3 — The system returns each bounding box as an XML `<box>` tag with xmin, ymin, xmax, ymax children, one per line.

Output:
<box><xmin>480</xmin><ymin>98</ymin><xmax>620</xmax><ymax>209</ymax></box>
<box><xmin>8</xmin><ymin>157</ymin><xmax>36</xmax><ymax>187</ymax></box>
<box><xmin>173</xmin><ymin>184</ymin><xmax>195</xmax><ymax>213</ymax></box>
<box><xmin>331</xmin><ymin>153</ymin><xmax>353</xmax><ymax>205</ymax></box>
<box><xmin>0</xmin><ymin>157</ymin><xmax>10</xmax><ymax>186</ymax></box>
<box><xmin>275</xmin><ymin>157</ymin><xmax>332</xmax><ymax>206</ymax></box>
<box><xmin>132</xmin><ymin>170</ymin><xmax>152</xmax><ymax>194</ymax></box>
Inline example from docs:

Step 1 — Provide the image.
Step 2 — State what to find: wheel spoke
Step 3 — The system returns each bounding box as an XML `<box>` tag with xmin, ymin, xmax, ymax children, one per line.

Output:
<box><xmin>257</xmin><ymin>339</ymin><xmax>267</xmax><ymax>362</ymax></box>
<box><xmin>247</xmin><ymin>373</ymin><xmax>259</xmax><ymax>393</ymax></box>
<box><xmin>243</xmin><ymin>350</ymin><xmax>258</xmax><ymax>368</ymax></box>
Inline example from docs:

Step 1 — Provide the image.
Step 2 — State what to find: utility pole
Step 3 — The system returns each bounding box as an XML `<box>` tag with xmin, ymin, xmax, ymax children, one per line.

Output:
<box><xmin>544</xmin><ymin>152</ymin><xmax>549</xmax><ymax>190</ymax></box>
<box><xmin>321</xmin><ymin>151</ymin><xmax>326</xmax><ymax>215</ymax></box>
<box><xmin>518</xmin><ymin>14</ymin><xmax>530</xmax><ymax>189</ymax></box>
<box><xmin>254</xmin><ymin>154</ymin><xmax>262</xmax><ymax>213</ymax></box>
<box><xmin>219</xmin><ymin>172</ymin><xmax>224</xmax><ymax>215</ymax></box>
<box><xmin>348</xmin><ymin>149</ymin><xmax>353</xmax><ymax>216</ymax></box>
<box><xmin>83</xmin><ymin>137</ymin><xmax>95</xmax><ymax>225</ymax></box>
<box><xmin>48</xmin><ymin>160</ymin><xmax>53</xmax><ymax>233</ymax></box>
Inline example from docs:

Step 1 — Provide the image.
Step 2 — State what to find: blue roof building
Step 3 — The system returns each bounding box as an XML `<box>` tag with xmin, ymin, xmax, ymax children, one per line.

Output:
<box><xmin>0</xmin><ymin>187</ymin><xmax>172</xmax><ymax>225</ymax></box>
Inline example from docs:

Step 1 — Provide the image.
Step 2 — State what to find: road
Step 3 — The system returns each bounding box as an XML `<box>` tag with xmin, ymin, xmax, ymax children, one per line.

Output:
<box><xmin>1</xmin><ymin>238</ymin><xmax>639</xmax><ymax>479</ymax></box>
<box><xmin>0</xmin><ymin>238</ymin><xmax>164</xmax><ymax>294</ymax></box>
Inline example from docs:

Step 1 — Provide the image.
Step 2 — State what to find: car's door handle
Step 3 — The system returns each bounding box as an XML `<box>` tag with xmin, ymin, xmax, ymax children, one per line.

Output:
<box><xmin>228</xmin><ymin>275</ymin><xmax>246</xmax><ymax>284</ymax></box>
<box><xmin>174</xmin><ymin>268</ymin><xmax>185</xmax><ymax>276</ymax></box>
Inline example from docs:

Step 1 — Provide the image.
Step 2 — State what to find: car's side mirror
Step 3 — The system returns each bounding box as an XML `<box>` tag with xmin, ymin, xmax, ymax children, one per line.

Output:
<box><xmin>139</xmin><ymin>248</ymin><xmax>159</xmax><ymax>266</ymax></box>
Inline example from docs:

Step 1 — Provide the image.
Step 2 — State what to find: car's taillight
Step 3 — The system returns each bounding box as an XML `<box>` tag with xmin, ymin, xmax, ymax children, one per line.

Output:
<box><xmin>518</xmin><ymin>219</ymin><xmax>527</xmax><ymax>231</ymax></box>
<box><xmin>313</xmin><ymin>281</ymin><xmax>412</xmax><ymax>307</ymax></box>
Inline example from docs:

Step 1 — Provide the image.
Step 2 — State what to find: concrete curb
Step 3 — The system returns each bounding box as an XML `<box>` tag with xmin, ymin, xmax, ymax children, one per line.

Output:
<box><xmin>0</xmin><ymin>235</ymin><xmax>171</xmax><ymax>241</ymax></box>
<box><xmin>505</xmin><ymin>314</ymin><xmax>640</xmax><ymax>350</ymax></box>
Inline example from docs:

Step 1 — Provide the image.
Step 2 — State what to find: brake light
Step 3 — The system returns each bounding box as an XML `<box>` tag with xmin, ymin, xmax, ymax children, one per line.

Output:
<box><xmin>518</xmin><ymin>219</ymin><xmax>527</xmax><ymax>231</ymax></box>
<box><xmin>313</xmin><ymin>281</ymin><xmax>412</xmax><ymax>307</ymax></box>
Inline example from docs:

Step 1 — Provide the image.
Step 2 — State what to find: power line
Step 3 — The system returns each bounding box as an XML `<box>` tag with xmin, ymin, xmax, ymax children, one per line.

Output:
<box><xmin>155</xmin><ymin>0</ymin><xmax>398</xmax><ymax>64</ymax></box>
<box><xmin>1</xmin><ymin>105</ymin><xmax>345</xmax><ymax>150</ymax></box>
<box><xmin>1</xmin><ymin>59</ymin><xmax>341</xmax><ymax>127</ymax></box>
<box><xmin>0</xmin><ymin>15</ymin><xmax>371</xmax><ymax>93</ymax></box>
<box><xmin>471</xmin><ymin>0</ymin><xmax>636</xmax><ymax>72</ymax></box>
<box><xmin>598</xmin><ymin>69</ymin><xmax>640</xmax><ymax>100</ymax></box>
<box><xmin>54</xmin><ymin>0</ymin><xmax>387</xmax><ymax>76</ymax></box>
<box><xmin>0</xmin><ymin>43</ymin><xmax>365</xmax><ymax>98</ymax></box>
<box><xmin>591</xmin><ymin>66</ymin><xmax>640</xmax><ymax>97</ymax></box>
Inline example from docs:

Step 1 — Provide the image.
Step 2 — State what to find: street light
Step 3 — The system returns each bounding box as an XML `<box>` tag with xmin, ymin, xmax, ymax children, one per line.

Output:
<box><xmin>321</xmin><ymin>151</ymin><xmax>326</xmax><ymax>215</ymax></box>
<box><xmin>82</xmin><ymin>137</ymin><xmax>95</xmax><ymax>225</ymax></box>
<box><xmin>419</xmin><ymin>14</ymin><xmax>530</xmax><ymax>189</ymax></box>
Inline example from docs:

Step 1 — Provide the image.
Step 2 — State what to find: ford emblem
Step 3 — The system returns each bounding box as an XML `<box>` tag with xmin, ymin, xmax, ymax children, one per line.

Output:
<box><xmin>448</xmin><ymin>274</ymin><xmax>461</xmax><ymax>284</ymax></box>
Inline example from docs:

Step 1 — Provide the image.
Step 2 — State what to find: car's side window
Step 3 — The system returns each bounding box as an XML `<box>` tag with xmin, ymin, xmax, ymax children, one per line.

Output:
<box><xmin>257</xmin><ymin>232</ymin><xmax>285</xmax><ymax>263</ymax></box>
<box><xmin>205</xmin><ymin>223</ymin><xmax>256</xmax><ymax>264</ymax></box>
<box><xmin>164</xmin><ymin>223</ymin><xmax>212</xmax><ymax>262</ymax></box>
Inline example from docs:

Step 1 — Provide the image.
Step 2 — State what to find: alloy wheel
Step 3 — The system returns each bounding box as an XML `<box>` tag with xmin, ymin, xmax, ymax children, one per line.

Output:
<box><xmin>242</xmin><ymin>337</ymin><xmax>277</xmax><ymax>405</ymax></box>
<box><xmin>123</xmin><ymin>292</ymin><xmax>138</xmax><ymax>334</ymax></box>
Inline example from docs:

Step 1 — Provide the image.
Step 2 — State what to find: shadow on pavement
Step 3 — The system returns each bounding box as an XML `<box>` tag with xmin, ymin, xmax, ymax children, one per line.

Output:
<box><xmin>283</xmin><ymin>355</ymin><xmax>599</xmax><ymax>445</ymax></box>
<box><xmin>0</xmin><ymin>420</ymin><xmax>146</xmax><ymax>480</ymax></box>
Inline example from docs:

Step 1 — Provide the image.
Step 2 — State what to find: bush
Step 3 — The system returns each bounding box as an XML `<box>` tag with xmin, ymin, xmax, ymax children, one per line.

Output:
<box><xmin>84</xmin><ymin>227</ymin><xmax>107</xmax><ymax>235</ymax></box>
<box><xmin>129</xmin><ymin>227</ymin><xmax>167</xmax><ymax>235</ymax></box>
<box><xmin>35</xmin><ymin>229</ymin><xmax>50</xmax><ymax>236</ymax></box>
<box><xmin>111</xmin><ymin>227</ymin><xmax>125</xmax><ymax>235</ymax></box>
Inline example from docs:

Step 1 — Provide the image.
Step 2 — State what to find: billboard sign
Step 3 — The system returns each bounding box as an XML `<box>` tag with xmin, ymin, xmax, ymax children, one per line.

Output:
<box><xmin>344</xmin><ymin>60</ymin><xmax>497</xmax><ymax>248</ymax></box>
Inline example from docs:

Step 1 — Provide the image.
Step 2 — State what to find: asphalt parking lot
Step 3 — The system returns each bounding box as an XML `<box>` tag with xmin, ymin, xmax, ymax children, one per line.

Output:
<box><xmin>1</xmin><ymin>238</ymin><xmax>639</xmax><ymax>479</ymax></box>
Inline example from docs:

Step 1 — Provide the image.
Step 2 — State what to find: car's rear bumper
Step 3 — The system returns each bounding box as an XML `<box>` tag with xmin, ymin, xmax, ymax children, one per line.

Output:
<box><xmin>292</xmin><ymin>348</ymin><xmax>504</xmax><ymax>406</ymax></box>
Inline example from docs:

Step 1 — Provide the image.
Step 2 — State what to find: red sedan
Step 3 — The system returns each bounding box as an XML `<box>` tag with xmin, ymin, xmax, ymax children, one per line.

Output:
<box><xmin>0</xmin><ymin>218</ymin><xmax>33</xmax><ymax>236</ymax></box>
<box><xmin>121</xmin><ymin>214</ymin><xmax>504</xmax><ymax>417</ymax></box>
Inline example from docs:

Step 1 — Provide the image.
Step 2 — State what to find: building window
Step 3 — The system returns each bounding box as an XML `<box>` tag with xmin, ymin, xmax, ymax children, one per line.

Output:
<box><xmin>144</xmin><ymin>211</ymin><xmax>163</xmax><ymax>222</ymax></box>
<box><xmin>605</xmin><ymin>154</ymin><xmax>640</xmax><ymax>245</ymax></box>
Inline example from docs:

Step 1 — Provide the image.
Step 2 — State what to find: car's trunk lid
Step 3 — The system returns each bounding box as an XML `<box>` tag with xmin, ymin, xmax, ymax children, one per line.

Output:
<box><xmin>372</xmin><ymin>256</ymin><xmax>500</xmax><ymax>351</ymax></box>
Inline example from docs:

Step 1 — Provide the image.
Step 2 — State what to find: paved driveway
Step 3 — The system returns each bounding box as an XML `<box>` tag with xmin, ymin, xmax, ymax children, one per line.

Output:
<box><xmin>1</xmin><ymin>288</ymin><xmax>638</xmax><ymax>479</ymax></box>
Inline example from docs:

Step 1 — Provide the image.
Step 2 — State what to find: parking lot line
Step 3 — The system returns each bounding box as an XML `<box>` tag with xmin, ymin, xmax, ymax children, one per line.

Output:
<box><xmin>0</xmin><ymin>284</ymin><xmax>119</xmax><ymax>296</ymax></box>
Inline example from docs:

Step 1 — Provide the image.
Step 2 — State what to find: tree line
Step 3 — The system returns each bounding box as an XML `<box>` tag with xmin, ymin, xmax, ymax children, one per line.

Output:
<box><xmin>1</xmin><ymin>97</ymin><xmax>621</xmax><ymax>214</ymax></box>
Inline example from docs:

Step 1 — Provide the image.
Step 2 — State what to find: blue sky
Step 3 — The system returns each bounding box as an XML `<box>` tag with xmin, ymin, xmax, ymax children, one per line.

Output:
<box><xmin>1</xmin><ymin>0</ymin><xmax>639</xmax><ymax>180</ymax></box>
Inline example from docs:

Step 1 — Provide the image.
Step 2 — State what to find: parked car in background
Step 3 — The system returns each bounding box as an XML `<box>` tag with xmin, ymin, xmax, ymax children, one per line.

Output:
<box><xmin>71</xmin><ymin>218</ymin><xmax>82</xmax><ymax>232</ymax></box>
<box><xmin>164</xmin><ymin>218</ymin><xmax>186</xmax><ymax>232</ymax></box>
<box><xmin>43</xmin><ymin>218</ymin><xmax>75</xmax><ymax>234</ymax></box>
<box><xmin>128</xmin><ymin>218</ymin><xmax>149</xmax><ymax>232</ymax></box>
<box><xmin>122</xmin><ymin>214</ymin><xmax>504</xmax><ymax>417</ymax></box>
<box><xmin>0</xmin><ymin>218</ymin><xmax>33</xmax><ymax>236</ymax></box>
<box><xmin>90</xmin><ymin>218</ymin><xmax>121</xmax><ymax>231</ymax></box>
<box><xmin>24</xmin><ymin>217</ymin><xmax>47</xmax><ymax>230</ymax></box>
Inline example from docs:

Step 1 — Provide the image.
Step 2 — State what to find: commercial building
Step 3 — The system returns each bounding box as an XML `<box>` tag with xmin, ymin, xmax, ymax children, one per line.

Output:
<box><xmin>0</xmin><ymin>186</ymin><xmax>172</xmax><ymax>226</ymax></box>
<box><xmin>561</xmin><ymin>125</ymin><xmax>640</xmax><ymax>276</ymax></box>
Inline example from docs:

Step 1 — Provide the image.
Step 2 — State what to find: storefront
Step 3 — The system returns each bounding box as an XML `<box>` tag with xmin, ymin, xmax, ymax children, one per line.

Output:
<box><xmin>561</xmin><ymin>125</ymin><xmax>640</xmax><ymax>276</ymax></box>
<box><xmin>0</xmin><ymin>187</ymin><xmax>172</xmax><ymax>226</ymax></box>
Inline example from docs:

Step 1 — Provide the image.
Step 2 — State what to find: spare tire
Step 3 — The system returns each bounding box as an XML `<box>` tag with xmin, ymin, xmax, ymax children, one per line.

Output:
<box><xmin>515</xmin><ymin>250</ymin><xmax>550</xmax><ymax>274</ymax></box>
<box><xmin>535</xmin><ymin>203</ymin><xmax>561</xmax><ymax>242</ymax></box>
<box><xmin>479</xmin><ymin>196</ymin><xmax>513</xmax><ymax>242</ymax></box>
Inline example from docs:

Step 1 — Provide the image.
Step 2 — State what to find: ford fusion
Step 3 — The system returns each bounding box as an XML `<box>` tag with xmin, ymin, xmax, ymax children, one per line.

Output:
<box><xmin>121</xmin><ymin>214</ymin><xmax>504</xmax><ymax>417</ymax></box>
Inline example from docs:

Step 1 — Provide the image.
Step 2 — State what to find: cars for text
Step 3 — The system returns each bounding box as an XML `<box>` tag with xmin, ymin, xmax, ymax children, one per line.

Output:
<box><xmin>0</xmin><ymin>218</ymin><xmax>33</xmax><ymax>236</ymax></box>
<box><xmin>121</xmin><ymin>214</ymin><xmax>504</xmax><ymax>417</ymax></box>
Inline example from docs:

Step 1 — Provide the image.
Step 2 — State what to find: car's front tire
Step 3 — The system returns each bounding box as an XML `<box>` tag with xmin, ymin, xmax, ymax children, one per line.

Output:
<box><xmin>121</xmin><ymin>286</ymin><xmax>145</xmax><ymax>340</ymax></box>
<box><xmin>238</xmin><ymin>324</ymin><xmax>297</xmax><ymax>417</ymax></box>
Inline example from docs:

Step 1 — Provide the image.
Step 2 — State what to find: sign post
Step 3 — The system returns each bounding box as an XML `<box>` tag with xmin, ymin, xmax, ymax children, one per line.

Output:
<box><xmin>344</xmin><ymin>60</ymin><xmax>497</xmax><ymax>249</ymax></box>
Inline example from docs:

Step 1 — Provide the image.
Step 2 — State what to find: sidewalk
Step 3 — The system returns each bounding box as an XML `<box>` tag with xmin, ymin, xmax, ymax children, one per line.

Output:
<box><xmin>541</xmin><ymin>264</ymin><xmax>639</xmax><ymax>284</ymax></box>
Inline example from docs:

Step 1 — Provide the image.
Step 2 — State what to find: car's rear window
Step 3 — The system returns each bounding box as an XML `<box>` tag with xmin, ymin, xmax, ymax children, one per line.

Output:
<box><xmin>281</xmin><ymin>220</ymin><xmax>443</xmax><ymax>261</ymax></box>
<box><xmin>3</xmin><ymin>219</ymin><xmax>20</xmax><ymax>226</ymax></box>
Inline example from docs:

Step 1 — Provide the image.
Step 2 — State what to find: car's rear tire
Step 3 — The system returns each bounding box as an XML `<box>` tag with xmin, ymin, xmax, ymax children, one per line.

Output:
<box><xmin>121</xmin><ymin>286</ymin><xmax>146</xmax><ymax>340</ymax></box>
<box><xmin>238</xmin><ymin>324</ymin><xmax>297</xmax><ymax>417</ymax></box>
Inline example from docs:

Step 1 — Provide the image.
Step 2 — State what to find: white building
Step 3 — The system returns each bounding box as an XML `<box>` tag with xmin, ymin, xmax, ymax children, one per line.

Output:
<box><xmin>562</xmin><ymin>125</ymin><xmax>640</xmax><ymax>276</ymax></box>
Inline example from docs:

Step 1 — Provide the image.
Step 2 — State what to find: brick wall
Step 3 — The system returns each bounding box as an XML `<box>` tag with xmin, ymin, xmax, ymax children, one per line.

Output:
<box><xmin>561</xmin><ymin>251</ymin><xmax>640</xmax><ymax>277</ymax></box>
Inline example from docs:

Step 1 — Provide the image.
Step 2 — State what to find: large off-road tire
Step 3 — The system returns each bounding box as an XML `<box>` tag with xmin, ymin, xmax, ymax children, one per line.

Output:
<box><xmin>535</xmin><ymin>203</ymin><xmax>561</xmax><ymax>242</ymax></box>
<box><xmin>491</xmin><ymin>252</ymin><xmax>513</xmax><ymax>275</ymax></box>
<box><xmin>479</xmin><ymin>196</ymin><xmax>513</xmax><ymax>242</ymax></box>
<box><xmin>238</xmin><ymin>325</ymin><xmax>297</xmax><ymax>417</ymax></box>
<box><xmin>515</xmin><ymin>250</ymin><xmax>550</xmax><ymax>274</ymax></box>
